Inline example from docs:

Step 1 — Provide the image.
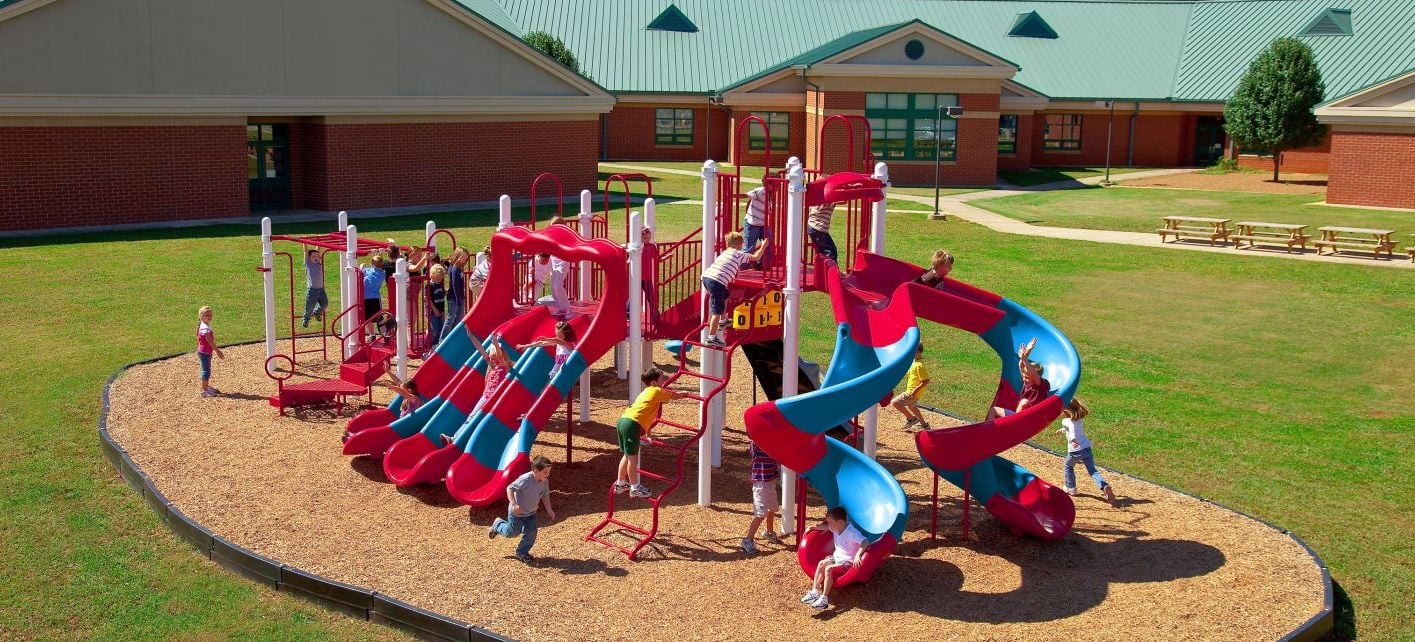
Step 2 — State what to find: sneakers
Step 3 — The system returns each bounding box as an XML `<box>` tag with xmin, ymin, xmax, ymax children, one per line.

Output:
<box><xmin>629</xmin><ymin>484</ymin><xmax>653</xmax><ymax>498</ymax></box>
<box><xmin>902</xmin><ymin>418</ymin><xmax>919</xmax><ymax>431</ymax></box>
<box><xmin>488</xmin><ymin>518</ymin><xmax>502</xmax><ymax>539</ymax></box>
<box><xmin>741</xmin><ymin>538</ymin><xmax>759</xmax><ymax>554</ymax></box>
<box><xmin>516</xmin><ymin>552</ymin><xmax>535</xmax><ymax>564</ymax></box>
<box><xmin>612</xmin><ymin>480</ymin><xmax>630</xmax><ymax>495</ymax></box>
<box><xmin>800</xmin><ymin>590</ymin><xmax>821</xmax><ymax>604</ymax></box>
<box><xmin>920</xmin><ymin>421</ymin><xmax>931</xmax><ymax>430</ymax></box>
<box><xmin>1104</xmin><ymin>486</ymin><xmax>1117</xmax><ymax>507</ymax></box>
<box><xmin>705</xmin><ymin>336</ymin><xmax>726</xmax><ymax>348</ymax></box>
<box><xmin>1064</xmin><ymin>486</ymin><xmax>1078</xmax><ymax>496</ymax></box>
<box><xmin>764</xmin><ymin>531</ymin><xmax>784</xmax><ymax>546</ymax></box>
<box><xmin>809</xmin><ymin>596</ymin><xmax>830</xmax><ymax>610</ymax></box>
<box><xmin>200</xmin><ymin>388</ymin><xmax>219</xmax><ymax>398</ymax></box>
<box><xmin>302</xmin><ymin>318</ymin><xmax>310</xmax><ymax>328</ymax></box>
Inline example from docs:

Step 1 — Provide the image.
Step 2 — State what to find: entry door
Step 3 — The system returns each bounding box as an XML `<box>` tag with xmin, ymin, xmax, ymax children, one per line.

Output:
<box><xmin>1194</xmin><ymin>121</ymin><xmax>1225</xmax><ymax>166</ymax></box>
<box><xmin>248</xmin><ymin>124</ymin><xmax>291</xmax><ymax>211</ymax></box>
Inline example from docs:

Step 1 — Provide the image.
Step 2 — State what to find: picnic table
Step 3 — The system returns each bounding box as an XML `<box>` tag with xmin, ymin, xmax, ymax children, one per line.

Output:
<box><xmin>1231</xmin><ymin>221</ymin><xmax>1311</xmax><ymax>253</ymax></box>
<box><xmin>1157</xmin><ymin>216</ymin><xmax>1230</xmax><ymax>246</ymax></box>
<box><xmin>1407</xmin><ymin>234</ymin><xmax>1414</xmax><ymax>262</ymax></box>
<box><xmin>1313</xmin><ymin>226</ymin><xmax>1398</xmax><ymax>259</ymax></box>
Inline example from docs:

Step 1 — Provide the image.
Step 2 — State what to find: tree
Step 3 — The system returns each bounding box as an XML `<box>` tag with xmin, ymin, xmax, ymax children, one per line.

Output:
<box><xmin>522</xmin><ymin>31</ymin><xmax>583</xmax><ymax>77</ymax></box>
<box><xmin>1224</xmin><ymin>37</ymin><xmax>1326</xmax><ymax>182</ymax></box>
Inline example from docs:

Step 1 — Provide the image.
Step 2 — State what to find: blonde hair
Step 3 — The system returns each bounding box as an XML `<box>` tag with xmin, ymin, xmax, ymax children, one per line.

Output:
<box><xmin>429</xmin><ymin>264</ymin><xmax>447</xmax><ymax>281</ymax></box>
<box><xmin>198</xmin><ymin>305</ymin><xmax>212</xmax><ymax>319</ymax></box>
<box><xmin>450</xmin><ymin>247</ymin><xmax>471</xmax><ymax>266</ymax></box>
<box><xmin>931</xmin><ymin>250</ymin><xmax>954</xmax><ymax>268</ymax></box>
<box><xmin>725</xmin><ymin>231</ymin><xmax>745</xmax><ymax>248</ymax></box>
<box><xmin>371</xmin><ymin>253</ymin><xmax>385</xmax><ymax>268</ymax></box>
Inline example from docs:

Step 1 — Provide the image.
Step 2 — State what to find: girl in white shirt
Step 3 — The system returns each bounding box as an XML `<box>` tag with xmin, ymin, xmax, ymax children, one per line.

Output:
<box><xmin>1058</xmin><ymin>398</ymin><xmax>1117</xmax><ymax>506</ymax></box>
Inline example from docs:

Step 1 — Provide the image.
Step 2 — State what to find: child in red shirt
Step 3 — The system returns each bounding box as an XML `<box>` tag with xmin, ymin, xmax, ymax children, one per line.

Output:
<box><xmin>196</xmin><ymin>306</ymin><xmax>225</xmax><ymax>397</ymax></box>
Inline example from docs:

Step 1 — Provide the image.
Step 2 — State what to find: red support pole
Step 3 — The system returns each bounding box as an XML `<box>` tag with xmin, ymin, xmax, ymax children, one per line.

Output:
<box><xmin>795</xmin><ymin>474</ymin><xmax>807</xmax><ymax>546</ymax></box>
<box><xmin>961</xmin><ymin>470</ymin><xmax>972</xmax><ymax>540</ymax></box>
<box><xmin>564</xmin><ymin>391</ymin><xmax>574</xmax><ymax>465</ymax></box>
<box><xmin>931</xmin><ymin>471</ymin><xmax>940</xmax><ymax>541</ymax></box>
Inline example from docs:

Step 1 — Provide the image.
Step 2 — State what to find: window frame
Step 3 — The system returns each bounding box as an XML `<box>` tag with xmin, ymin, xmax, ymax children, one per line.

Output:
<box><xmin>654</xmin><ymin>107</ymin><xmax>695</xmax><ymax>146</ymax></box>
<box><xmin>747</xmin><ymin>111</ymin><xmax>790</xmax><ymax>151</ymax></box>
<box><xmin>1042</xmin><ymin>113</ymin><xmax>1083</xmax><ymax>151</ymax></box>
<box><xmin>998</xmin><ymin>114</ymin><xmax>1018</xmax><ymax>155</ymax></box>
<box><xmin>864</xmin><ymin>93</ymin><xmax>959</xmax><ymax>161</ymax></box>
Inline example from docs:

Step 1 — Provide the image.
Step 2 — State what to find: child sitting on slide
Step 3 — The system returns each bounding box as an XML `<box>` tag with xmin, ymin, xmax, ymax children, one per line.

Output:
<box><xmin>700</xmin><ymin>232</ymin><xmax>767</xmax><ymax>347</ymax></box>
<box><xmin>518</xmin><ymin>321</ymin><xmax>576</xmax><ymax>381</ymax></box>
<box><xmin>989</xmin><ymin>337</ymin><xmax>1050</xmax><ymax>419</ymax></box>
<box><xmin>913</xmin><ymin>250</ymin><xmax>954</xmax><ymax>288</ymax></box>
<box><xmin>387</xmin><ymin>371</ymin><xmax>425</xmax><ymax>416</ymax></box>
<box><xmin>800</xmin><ymin>506</ymin><xmax>866</xmax><ymax>611</ymax></box>
<box><xmin>441</xmin><ymin>333</ymin><xmax>513</xmax><ymax>446</ymax></box>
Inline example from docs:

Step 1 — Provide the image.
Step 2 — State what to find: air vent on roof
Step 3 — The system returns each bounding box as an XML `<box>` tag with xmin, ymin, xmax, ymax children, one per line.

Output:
<box><xmin>1302</xmin><ymin>8</ymin><xmax>1352</xmax><ymax>36</ymax></box>
<box><xmin>1007</xmin><ymin>11</ymin><xmax>1057</xmax><ymax>39</ymax></box>
<box><xmin>647</xmin><ymin>4</ymin><xmax>698</xmax><ymax>33</ymax></box>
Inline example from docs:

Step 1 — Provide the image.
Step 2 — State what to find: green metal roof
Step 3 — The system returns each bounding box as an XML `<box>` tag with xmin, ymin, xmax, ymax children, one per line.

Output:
<box><xmin>722</xmin><ymin>21</ymin><xmax>931</xmax><ymax>92</ymax></box>
<box><xmin>452</xmin><ymin>0</ymin><xmax>524</xmax><ymax>35</ymax></box>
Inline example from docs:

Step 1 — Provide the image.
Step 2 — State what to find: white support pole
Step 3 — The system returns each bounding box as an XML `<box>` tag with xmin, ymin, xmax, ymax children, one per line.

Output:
<box><xmin>863</xmin><ymin>161</ymin><xmax>889</xmax><ymax>459</ymax></box>
<box><xmin>786</xmin><ymin>156</ymin><xmax>802</xmax><ymax>172</ymax></box>
<box><xmin>498</xmin><ymin>195</ymin><xmax>512</xmax><ymax>230</ymax></box>
<box><xmin>578</xmin><ymin>189</ymin><xmax>593</xmax><ymax>422</ymax></box>
<box><xmin>343</xmin><ymin>224</ymin><xmax>360</xmax><ymax>359</ymax></box>
<box><xmin>394</xmin><ymin>258</ymin><xmax>409</xmax><ymax>379</ymax></box>
<box><xmin>627</xmin><ymin>212</ymin><xmax>645</xmax><ymax>403</ymax></box>
<box><xmin>337</xmin><ymin>210</ymin><xmax>348</xmax><ymax>232</ymax></box>
<box><xmin>425</xmin><ymin>221</ymin><xmax>437</xmax><ymax>253</ymax></box>
<box><xmin>698</xmin><ymin>160</ymin><xmax>719</xmax><ymax>507</ymax></box>
<box><xmin>781</xmin><ymin>164</ymin><xmax>806</xmax><ymax>533</ymax></box>
<box><xmin>336</xmin><ymin>211</ymin><xmax>349</xmax><ymax>351</ymax></box>
<box><xmin>261</xmin><ymin>217</ymin><xmax>276</xmax><ymax>360</ymax></box>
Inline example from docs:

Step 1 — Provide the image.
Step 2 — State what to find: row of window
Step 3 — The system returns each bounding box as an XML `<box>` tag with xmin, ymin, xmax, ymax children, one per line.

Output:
<box><xmin>654</xmin><ymin>102</ymin><xmax>1087</xmax><ymax>156</ymax></box>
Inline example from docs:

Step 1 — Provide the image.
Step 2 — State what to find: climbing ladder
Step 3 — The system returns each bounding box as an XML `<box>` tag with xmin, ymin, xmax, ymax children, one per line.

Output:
<box><xmin>585</xmin><ymin>323</ymin><xmax>740</xmax><ymax>560</ymax></box>
<box><xmin>266</xmin><ymin>304</ymin><xmax>397</xmax><ymax>414</ymax></box>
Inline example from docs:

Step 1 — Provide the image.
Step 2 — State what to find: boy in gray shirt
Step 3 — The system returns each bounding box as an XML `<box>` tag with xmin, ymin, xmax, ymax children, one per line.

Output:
<box><xmin>489</xmin><ymin>455</ymin><xmax>556</xmax><ymax>563</ymax></box>
<box><xmin>302</xmin><ymin>249</ymin><xmax>327</xmax><ymax>328</ymax></box>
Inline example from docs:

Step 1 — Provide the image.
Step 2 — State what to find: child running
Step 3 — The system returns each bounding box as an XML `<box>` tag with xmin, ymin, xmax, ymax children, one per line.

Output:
<box><xmin>892</xmin><ymin>344</ymin><xmax>931</xmax><ymax>431</ymax></box>
<box><xmin>616</xmin><ymin>368</ymin><xmax>686</xmax><ymax>498</ymax></box>
<box><xmin>741</xmin><ymin>440</ymin><xmax>782</xmax><ymax>554</ymax></box>
<box><xmin>1058</xmin><ymin>398</ymin><xmax>1117</xmax><ymax>507</ymax></box>
<box><xmin>800</xmin><ymin>506</ymin><xmax>867</xmax><ymax>610</ymax></box>
<box><xmin>806</xmin><ymin>202</ymin><xmax>838</xmax><ymax>263</ymax></box>
<box><xmin>489</xmin><ymin>455</ymin><xmax>557</xmax><ymax>564</ymax></box>
<box><xmin>990</xmin><ymin>337</ymin><xmax>1050</xmax><ymax>419</ymax></box>
<box><xmin>700</xmin><ymin>232</ymin><xmax>767</xmax><ymax>347</ymax></box>
<box><xmin>196</xmin><ymin>306</ymin><xmax>225</xmax><ymax>397</ymax></box>
<box><xmin>301</xmin><ymin>249</ymin><xmax>327</xmax><ymax>328</ymax></box>
<box><xmin>517</xmin><ymin>321</ymin><xmax>576</xmax><ymax>381</ymax></box>
<box><xmin>742</xmin><ymin>186</ymin><xmax>770</xmax><ymax>268</ymax></box>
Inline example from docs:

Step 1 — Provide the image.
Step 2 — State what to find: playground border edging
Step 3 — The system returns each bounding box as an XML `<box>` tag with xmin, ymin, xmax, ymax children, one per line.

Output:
<box><xmin>919</xmin><ymin>404</ymin><xmax>1336</xmax><ymax>642</ymax></box>
<box><xmin>98</xmin><ymin>345</ymin><xmax>516</xmax><ymax>642</ymax></box>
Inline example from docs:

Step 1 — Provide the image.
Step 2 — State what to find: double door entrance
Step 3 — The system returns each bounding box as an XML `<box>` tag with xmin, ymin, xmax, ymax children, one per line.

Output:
<box><xmin>247</xmin><ymin>123</ymin><xmax>290</xmax><ymax>211</ymax></box>
<box><xmin>1193</xmin><ymin>116</ymin><xmax>1226</xmax><ymax>166</ymax></box>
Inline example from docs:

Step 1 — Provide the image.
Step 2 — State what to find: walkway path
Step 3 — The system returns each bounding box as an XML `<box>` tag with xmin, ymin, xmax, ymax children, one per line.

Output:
<box><xmin>604</xmin><ymin>163</ymin><xmax>1412</xmax><ymax>270</ymax></box>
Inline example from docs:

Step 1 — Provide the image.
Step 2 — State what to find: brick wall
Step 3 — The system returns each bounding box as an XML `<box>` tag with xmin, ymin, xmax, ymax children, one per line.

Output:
<box><xmin>1326</xmin><ymin>130</ymin><xmax>1415</xmax><ymax>209</ymax></box>
<box><xmin>0</xmin><ymin>124</ymin><xmax>246</xmax><ymax>232</ymax></box>
<box><xmin>603</xmin><ymin>104</ymin><xmax>728</xmax><ymax>161</ymax></box>
<box><xmin>1234</xmin><ymin>128</ymin><xmax>1331</xmax><ymax>174</ymax></box>
<box><xmin>997</xmin><ymin>113</ymin><xmax>1034</xmax><ymax>172</ymax></box>
<box><xmin>729</xmin><ymin>110</ymin><xmax>807</xmax><ymax>169</ymax></box>
<box><xmin>1031</xmin><ymin>112</ymin><xmax>1192</xmax><ymax>168</ymax></box>
<box><xmin>307</xmin><ymin>120</ymin><xmax>600</xmax><ymax>211</ymax></box>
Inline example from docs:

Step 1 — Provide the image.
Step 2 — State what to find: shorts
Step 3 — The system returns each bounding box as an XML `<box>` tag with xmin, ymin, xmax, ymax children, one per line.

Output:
<box><xmin>702</xmin><ymin>277</ymin><xmax>729</xmax><ymax>315</ymax></box>
<box><xmin>751</xmin><ymin>480</ymin><xmax>779</xmax><ymax>517</ymax></box>
<box><xmin>828</xmin><ymin>561</ymin><xmax>856</xmax><ymax>578</ymax></box>
<box><xmin>891</xmin><ymin>392</ymin><xmax>919</xmax><ymax>406</ymax></box>
<box><xmin>198</xmin><ymin>352</ymin><xmax>212</xmax><ymax>380</ymax></box>
<box><xmin>616</xmin><ymin>418</ymin><xmax>643</xmax><ymax>455</ymax></box>
<box><xmin>363</xmin><ymin>298</ymin><xmax>382</xmax><ymax>321</ymax></box>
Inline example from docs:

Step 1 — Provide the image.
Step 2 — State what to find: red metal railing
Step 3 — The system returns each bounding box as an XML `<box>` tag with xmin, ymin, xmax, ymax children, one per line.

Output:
<box><xmin>817</xmin><ymin>114</ymin><xmax>875</xmax><ymax>174</ymax></box>
<box><xmin>600</xmin><ymin>173</ymin><xmax>651</xmax><ymax>243</ymax></box>
<box><xmin>529</xmin><ymin>172</ymin><xmax>564</xmax><ymax>229</ymax></box>
<box><xmin>649</xmin><ymin>228</ymin><xmax>703</xmax><ymax>339</ymax></box>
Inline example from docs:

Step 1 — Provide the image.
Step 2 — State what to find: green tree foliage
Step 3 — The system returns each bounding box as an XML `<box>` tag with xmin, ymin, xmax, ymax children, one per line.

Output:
<box><xmin>1224</xmin><ymin>38</ymin><xmax>1326</xmax><ymax>181</ymax></box>
<box><xmin>523</xmin><ymin>31</ymin><xmax>584</xmax><ymax>77</ymax></box>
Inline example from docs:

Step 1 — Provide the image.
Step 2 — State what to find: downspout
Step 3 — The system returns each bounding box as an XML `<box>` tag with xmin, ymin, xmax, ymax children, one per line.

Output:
<box><xmin>1126</xmin><ymin>101</ymin><xmax>1139</xmax><ymax>167</ymax></box>
<box><xmin>798</xmin><ymin>66</ymin><xmax>822</xmax><ymax>170</ymax></box>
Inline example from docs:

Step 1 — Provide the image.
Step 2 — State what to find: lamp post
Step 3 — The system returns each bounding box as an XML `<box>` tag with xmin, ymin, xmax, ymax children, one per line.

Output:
<box><xmin>932</xmin><ymin>105</ymin><xmax>964</xmax><ymax>219</ymax></box>
<box><xmin>1098</xmin><ymin>100</ymin><xmax>1115</xmax><ymax>186</ymax></box>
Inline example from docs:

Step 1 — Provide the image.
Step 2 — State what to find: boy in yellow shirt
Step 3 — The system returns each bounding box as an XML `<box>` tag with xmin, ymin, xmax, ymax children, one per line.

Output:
<box><xmin>892</xmin><ymin>344</ymin><xmax>931</xmax><ymax>431</ymax></box>
<box><xmin>616</xmin><ymin>368</ymin><xmax>686</xmax><ymax>498</ymax></box>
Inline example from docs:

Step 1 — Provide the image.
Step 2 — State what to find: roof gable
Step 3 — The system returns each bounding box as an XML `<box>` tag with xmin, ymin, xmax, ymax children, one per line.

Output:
<box><xmin>1301</xmin><ymin>8</ymin><xmax>1352</xmax><ymax>36</ymax></box>
<box><xmin>1315</xmin><ymin>69</ymin><xmax>1415</xmax><ymax>125</ymax></box>
<box><xmin>647</xmin><ymin>4</ymin><xmax>698</xmax><ymax>33</ymax></box>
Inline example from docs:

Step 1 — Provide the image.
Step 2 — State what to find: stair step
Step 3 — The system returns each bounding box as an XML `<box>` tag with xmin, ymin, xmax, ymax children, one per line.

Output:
<box><xmin>638</xmin><ymin>470</ymin><xmax>670</xmax><ymax>483</ymax></box>
<box><xmin>606</xmin><ymin>518</ymin><xmax>650</xmax><ymax>537</ymax></box>
<box><xmin>652</xmin><ymin>418</ymin><xmax>699</xmax><ymax>432</ymax></box>
<box><xmin>674</xmin><ymin>369</ymin><xmax>724</xmax><ymax>383</ymax></box>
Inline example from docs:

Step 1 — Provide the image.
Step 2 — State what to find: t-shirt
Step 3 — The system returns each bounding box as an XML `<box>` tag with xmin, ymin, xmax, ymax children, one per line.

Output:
<box><xmin>531</xmin><ymin>259</ymin><xmax>552</xmax><ymax>285</ymax></box>
<box><xmin>621</xmin><ymin>386</ymin><xmax>673</xmax><ymax>429</ymax></box>
<box><xmin>361</xmin><ymin>266</ymin><xmax>386</xmax><ymax>300</ymax></box>
<box><xmin>475</xmin><ymin>364</ymin><xmax>508</xmax><ymax>412</ymax></box>
<box><xmin>305</xmin><ymin>257</ymin><xmax>325</xmax><ymax>289</ymax></box>
<box><xmin>1020</xmin><ymin>377</ymin><xmax>1051</xmax><ymax>407</ymax></box>
<box><xmin>832</xmin><ymin>523</ymin><xmax>867</xmax><ymax>564</ymax></box>
<box><xmin>749</xmin><ymin>442</ymin><xmax>778</xmax><ymax>482</ymax></box>
<box><xmin>508</xmin><ymin>471</ymin><xmax>549</xmax><ymax>517</ymax></box>
<box><xmin>702</xmin><ymin>248</ymin><xmax>750</xmax><ymax>286</ymax></box>
<box><xmin>402</xmin><ymin>394</ymin><xmax>426</xmax><ymax>415</ymax></box>
<box><xmin>1062</xmin><ymin>417</ymin><xmax>1092</xmax><ymax>452</ymax></box>
<box><xmin>196</xmin><ymin>322</ymin><xmax>215</xmax><ymax>355</ymax></box>
<box><xmin>743</xmin><ymin>187</ymin><xmax>767</xmax><ymax>227</ymax></box>
<box><xmin>469</xmin><ymin>255</ymin><xmax>491</xmax><ymax>284</ymax></box>
<box><xmin>428</xmin><ymin>282</ymin><xmax>445</xmax><ymax>313</ymax></box>
<box><xmin>551</xmin><ymin>256</ymin><xmax>570</xmax><ymax>274</ymax></box>
<box><xmin>807</xmin><ymin>204</ymin><xmax>835</xmax><ymax>233</ymax></box>
<box><xmin>904</xmin><ymin>360</ymin><xmax>929</xmax><ymax>395</ymax></box>
<box><xmin>447</xmin><ymin>265</ymin><xmax>466</xmax><ymax>305</ymax></box>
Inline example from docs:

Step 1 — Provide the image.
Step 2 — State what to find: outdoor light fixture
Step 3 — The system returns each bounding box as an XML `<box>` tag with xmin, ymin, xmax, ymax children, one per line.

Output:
<box><xmin>934</xmin><ymin>105</ymin><xmax>964</xmax><ymax>219</ymax></box>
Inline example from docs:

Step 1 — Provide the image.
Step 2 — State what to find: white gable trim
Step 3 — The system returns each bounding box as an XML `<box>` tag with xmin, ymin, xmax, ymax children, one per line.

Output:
<box><xmin>808</xmin><ymin>64</ymin><xmax>1013</xmax><ymax>80</ymax></box>
<box><xmin>1316</xmin><ymin>71</ymin><xmax>1415</xmax><ymax>126</ymax></box>
<box><xmin>723</xmin><ymin>69</ymin><xmax>801</xmax><ymax>97</ymax></box>
<box><xmin>818</xmin><ymin>22</ymin><xmax>1018</xmax><ymax>75</ymax></box>
<box><xmin>425</xmin><ymin>0</ymin><xmax>609</xmax><ymax>99</ymax></box>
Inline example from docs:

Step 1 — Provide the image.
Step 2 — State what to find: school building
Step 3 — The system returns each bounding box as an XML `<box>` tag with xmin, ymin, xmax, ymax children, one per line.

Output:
<box><xmin>2</xmin><ymin>0</ymin><xmax>1412</xmax><ymax>232</ymax></box>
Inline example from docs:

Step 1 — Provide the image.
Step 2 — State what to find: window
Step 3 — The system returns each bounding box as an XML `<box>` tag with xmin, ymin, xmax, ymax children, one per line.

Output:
<box><xmin>865</xmin><ymin>93</ymin><xmax>958</xmax><ymax>161</ymax></box>
<box><xmin>655</xmin><ymin>108</ymin><xmax>694</xmax><ymax>145</ymax></box>
<box><xmin>747</xmin><ymin>112</ymin><xmax>790</xmax><ymax>151</ymax></box>
<box><xmin>1042</xmin><ymin>114</ymin><xmax>1082</xmax><ymax>151</ymax></box>
<box><xmin>998</xmin><ymin>115</ymin><xmax>1018</xmax><ymax>155</ymax></box>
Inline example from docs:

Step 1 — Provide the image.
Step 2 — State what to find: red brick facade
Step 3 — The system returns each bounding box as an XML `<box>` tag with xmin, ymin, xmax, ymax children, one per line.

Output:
<box><xmin>603</xmin><ymin>104</ymin><xmax>729</xmax><ymax>162</ymax></box>
<box><xmin>997</xmin><ymin>113</ymin><xmax>1035</xmax><ymax>172</ymax></box>
<box><xmin>0</xmin><ymin>124</ymin><xmax>247</xmax><ymax>232</ymax></box>
<box><xmin>1030</xmin><ymin>112</ymin><xmax>1195</xmax><ymax>168</ymax></box>
<box><xmin>729</xmin><ymin>110</ymin><xmax>807</xmax><ymax>169</ymax></box>
<box><xmin>1234</xmin><ymin>129</ymin><xmax>1332</xmax><ymax>174</ymax></box>
<box><xmin>1325</xmin><ymin>130</ymin><xmax>1415</xmax><ymax>209</ymax></box>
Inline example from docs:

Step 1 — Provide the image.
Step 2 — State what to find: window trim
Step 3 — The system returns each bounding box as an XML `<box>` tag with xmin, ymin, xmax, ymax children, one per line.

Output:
<box><xmin>1042</xmin><ymin>113</ymin><xmax>1083</xmax><ymax>152</ymax></box>
<box><xmin>747</xmin><ymin>111</ymin><xmax>790</xmax><ymax>151</ymax></box>
<box><xmin>864</xmin><ymin>92</ymin><xmax>959</xmax><ymax>162</ymax></box>
<box><xmin>654</xmin><ymin>107</ymin><xmax>695</xmax><ymax>146</ymax></box>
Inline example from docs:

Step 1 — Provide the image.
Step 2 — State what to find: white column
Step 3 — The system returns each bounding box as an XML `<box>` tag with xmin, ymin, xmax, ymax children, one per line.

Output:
<box><xmin>261</xmin><ymin>217</ymin><xmax>276</xmax><ymax>359</ymax></box>
<box><xmin>425</xmin><ymin>221</ymin><xmax>437</xmax><ymax>253</ymax></box>
<box><xmin>336</xmin><ymin>212</ymin><xmax>349</xmax><ymax>350</ymax></box>
<box><xmin>627</xmin><ymin>211</ymin><xmax>645</xmax><ymax>403</ymax></box>
<box><xmin>698</xmin><ymin>160</ymin><xmax>719</xmax><ymax>507</ymax></box>
<box><xmin>337</xmin><ymin>210</ymin><xmax>348</xmax><ymax>232</ymax></box>
<box><xmin>498</xmin><ymin>195</ymin><xmax>512</xmax><ymax>230</ymax></box>
<box><xmin>864</xmin><ymin>161</ymin><xmax>889</xmax><ymax>459</ymax></box>
<box><xmin>781</xmin><ymin>164</ymin><xmax>806</xmax><ymax>533</ymax></box>
<box><xmin>344</xmin><ymin>224</ymin><xmax>360</xmax><ymax>359</ymax></box>
<box><xmin>394</xmin><ymin>258</ymin><xmax>409</xmax><ymax>379</ymax></box>
<box><xmin>578</xmin><ymin>189</ymin><xmax>593</xmax><ymax>422</ymax></box>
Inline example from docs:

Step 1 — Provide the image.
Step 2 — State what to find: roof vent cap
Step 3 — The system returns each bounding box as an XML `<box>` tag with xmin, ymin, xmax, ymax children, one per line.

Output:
<box><xmin>1007</xmin><ymin>11</ymin><xmax>1058</xmax><ymax>39</ymax></box>
<box><xmin>1301</xmin><ymin>8</ymin><xmax>1352</xmax><ymax>37</ymax></box>
<box><xmin>647</xmin><ymin>4</ymin><xmax>698</xmax><ymax>33</ymax></box>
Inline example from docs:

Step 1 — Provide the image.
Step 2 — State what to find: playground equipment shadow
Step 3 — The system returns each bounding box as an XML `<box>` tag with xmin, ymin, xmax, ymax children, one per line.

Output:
<box><xmin>104</xmin><ymin>342</ymin><xmax>1326</xmax><ymax>642</ymax></box>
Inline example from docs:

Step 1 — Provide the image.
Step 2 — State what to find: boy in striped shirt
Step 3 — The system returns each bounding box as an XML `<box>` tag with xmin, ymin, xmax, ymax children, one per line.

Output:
<box><xmin>741</xmin><ymin>440</ymin><xmax>782</xmax><ymax>554</ymax></box>
<box><xmin>742</xmin><ymin>186</ymin><xmax>770</xmax><ymax>269</ymax></box>
<box><xmin>701</xmin><ymin>231</ymin><xmax>767</xmax><ymax>347</ymax></box>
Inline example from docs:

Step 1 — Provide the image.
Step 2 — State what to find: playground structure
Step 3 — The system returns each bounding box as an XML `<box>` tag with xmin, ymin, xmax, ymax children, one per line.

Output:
<box><xmin>262</xmin><ymin>115</ymin><xmax>1084</xmax><ymax>580</ymax></box>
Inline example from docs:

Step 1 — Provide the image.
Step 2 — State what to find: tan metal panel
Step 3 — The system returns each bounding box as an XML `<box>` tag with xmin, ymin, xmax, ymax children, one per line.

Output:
<box><xmin>0</xmin><ymin>0</ymin><xmax>154</xmax><ymax>93</ymax></box>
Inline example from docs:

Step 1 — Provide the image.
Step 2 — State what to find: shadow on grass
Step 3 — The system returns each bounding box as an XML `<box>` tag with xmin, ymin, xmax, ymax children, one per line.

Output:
<box><xmin>1326</xmin><ymin>579</ymin><xmax>1357</xmax><ymax>641</ymax></box>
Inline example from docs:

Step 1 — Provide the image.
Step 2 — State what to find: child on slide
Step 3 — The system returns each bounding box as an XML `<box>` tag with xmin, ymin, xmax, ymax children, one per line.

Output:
<box><xmin>387</xmin><ymin>372</ymin><xmax>426</xmax><ymax>417</ymax></box>
<box><xmin>518</xmin><ymin>321</ymin><xmax>576</xmax><ymax>381</ymax></box>
<box><xmin>441</xmin><ymin>333</ymin><xmax>513</xmax><ymax>446</ymax></box>
<box><xmin>800</xmin><ymin>506</ymin><xmax>867</xmax><ymax>611</ymax></box>
<box><xmin>1058</xmin><ymin>398</ymin><xmax>1118</xmax><ymax>507</ymax></box>
<box><xmin>990</xmin><ymin>337</ymin><xmax>1050</xmax><ymax>420</ymax></box>
<box><xmin>913</xmin><ymin>250</ymin><xmax>954</xmax><ymax>288</ymax></box>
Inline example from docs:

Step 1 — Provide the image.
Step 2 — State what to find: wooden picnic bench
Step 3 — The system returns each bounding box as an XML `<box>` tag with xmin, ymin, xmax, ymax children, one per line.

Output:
<box><xmin>1231</xmin><ymin>221</ymin><xmax>1311</xmax><ymax>252</ymax></box>
<box><xmin>1407</xmin><ymin>234</ymin><xmax>1414</xmax><ymax>263</ymax></box>
<box><xmin>1313</xmin><ymin>226</ymin><xmax>1397</xmax><ymax>259</ymax></box>
<box><xmin>1157</xmin><ymin>216</ymin><xmax>1230</xmax><ymax>246</ymax></box>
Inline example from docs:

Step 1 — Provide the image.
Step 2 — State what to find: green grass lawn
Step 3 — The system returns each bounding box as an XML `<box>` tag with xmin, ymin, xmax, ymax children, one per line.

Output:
<box><xmin>2</xmin><ymin>164</ymin><xmax>1410</xmax><ymax>640</ymax></box>
<box><xmin>972</xmin><ymin>186</ymin><xmax>1415</xmax><ymax>235</ymax></box>
<box><xmin>999</xmin><ymin>166</ymin><xmax>1156</xmax><ymax>186</ymax></box>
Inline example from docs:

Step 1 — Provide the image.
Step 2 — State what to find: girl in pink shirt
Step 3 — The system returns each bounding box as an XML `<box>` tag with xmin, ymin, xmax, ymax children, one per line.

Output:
<box><xmin>196</xmin><ymin>306</ymin><xmax>225</xmax><ymax>397</ymax></box>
